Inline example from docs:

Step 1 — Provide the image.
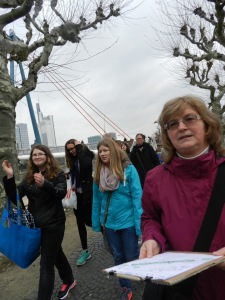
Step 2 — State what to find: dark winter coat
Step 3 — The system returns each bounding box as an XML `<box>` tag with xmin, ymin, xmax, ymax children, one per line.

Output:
<box><xmin>130</xmin><ymin>142</ymin><xmax>160</xmax><ymax>188</ymax></box>
<box><xmin>3</xmin><ymin>171</ymin><xmax>66</xmax><ymax>228</ymax></box>
<box><xmin>70</xmin><ymin>144</ymin><xmax>95</xmax><ymax>204</ymax></box>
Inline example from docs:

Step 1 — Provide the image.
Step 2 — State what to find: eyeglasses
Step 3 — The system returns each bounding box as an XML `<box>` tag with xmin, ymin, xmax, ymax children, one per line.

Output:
<box><xmin>67</xmin><ymin>146</ymin><xmax>75</xmax><ymax>152</ymax></box>
<box><xmin>164</xmin><ymin>114</ymin><xmax>201</xmax><ymax>131</ymax></box>
<box><xmin>32</xmin><ymin>153</ymin><xmax>46</xmax><ymax>158</ymax></box>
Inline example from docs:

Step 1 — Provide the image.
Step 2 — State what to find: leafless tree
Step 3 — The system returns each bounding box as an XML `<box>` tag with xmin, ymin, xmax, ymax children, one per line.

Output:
<box><xmin>154</xmin><ymin>0</ymin><xmax>225</xmax><ymax>129</ymax></box>
<box><xmin>0</xmin><ymin>0</ymin><xmax>134</xmax><ymax>203</ymax></box>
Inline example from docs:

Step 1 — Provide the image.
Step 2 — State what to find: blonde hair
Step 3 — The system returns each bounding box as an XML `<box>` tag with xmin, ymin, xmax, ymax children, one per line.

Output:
<box><xmin>158</xmin><ymin>95</ymin><xmax>225</xmax><ymax>162</ymax></box>
<box><xmin>94</xmin><ymin>137</ymin><xmax>128</xmax><ymax>185</ymax></box>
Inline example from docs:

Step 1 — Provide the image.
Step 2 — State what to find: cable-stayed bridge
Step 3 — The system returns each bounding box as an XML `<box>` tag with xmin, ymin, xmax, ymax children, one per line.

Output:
<box><xmin>18</xmin><ymin>145</ymin><xmax>98</xmax><ymax>161</ymax></box>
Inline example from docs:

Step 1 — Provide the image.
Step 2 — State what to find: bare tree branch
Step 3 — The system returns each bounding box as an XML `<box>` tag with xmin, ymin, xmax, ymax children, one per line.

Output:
<box><xmin>0</xmin><ymin>0</ymin><xmax>33</xmax><ymax>29</ymax></box>
<box><xmin>50</xmin><ymin>0</ymin><xmax>66</xmax><ymax>23</ymax></box>
<box><xmin>154</xmin><ymin>0</ymin><xmax>225</xmax><ymax>125</ymax></box>
<box><xmin>0</xmin><ymin>0</ymin><xmax>24</xmax><ymax>8</ymax></box>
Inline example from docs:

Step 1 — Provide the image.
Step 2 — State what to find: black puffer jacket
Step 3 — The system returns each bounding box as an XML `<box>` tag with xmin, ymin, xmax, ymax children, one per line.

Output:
<box><xmin>71</xmin><ymin>144</ymin><xmax>95</xmax><ymax>204</ymax></box>
<box><xmin>3</xmin><ymin>171</ymin><xmax>67</xmax><ymax>228</ymax></box>
<box><xmin>130</xmin><ymin>142</ymin><xmax>160</xmax><ymax>188</ymax></box>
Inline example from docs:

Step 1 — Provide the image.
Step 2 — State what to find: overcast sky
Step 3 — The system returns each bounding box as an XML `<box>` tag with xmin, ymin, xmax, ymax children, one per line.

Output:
<box><xmin>15</xmin><ymin>0</ymin><xmax>203</xmax><ymax>146</ymax></box>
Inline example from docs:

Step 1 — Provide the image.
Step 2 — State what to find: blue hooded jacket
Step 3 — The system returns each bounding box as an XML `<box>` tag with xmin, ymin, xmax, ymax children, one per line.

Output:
<box><xmin>92</xmin><ymin>164</ymin><xmax>143</xmax><ymax>235</ymax></box>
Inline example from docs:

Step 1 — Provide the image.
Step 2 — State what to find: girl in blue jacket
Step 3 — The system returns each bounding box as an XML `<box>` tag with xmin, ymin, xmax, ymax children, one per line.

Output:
<box><xmin>92</xmin><ymin>137</ymin><xmax>142</xmax><ymax>300</ymax></box>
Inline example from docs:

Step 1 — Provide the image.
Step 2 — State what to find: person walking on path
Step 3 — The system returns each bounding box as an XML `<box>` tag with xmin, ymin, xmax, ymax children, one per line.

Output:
<box><xmin>130</xmin><ymin>133</ymin><xmax>160</xmax><ymax>188</ymax></box>
<box><xmin>120</xmin><ymin>141</ymin><xmax>131</xmax><ymax>158</ymax></box>
<box><xmin>92</xmin><ymin>137</ymin><xmax>142</xmax><ymax>300</ymax></box>
<box><xmin>65</xmin><ymin>139</ymin><xmax>95</xmax><ymax>266</ymax></box>
<box><xmin>2</xmin><ymin>145</ymin><xmax>76</xmax><ymax>300</ymax></box>
<box><xmin>140</xmin><ymin>95</ymin><xmax>225</xmax><ymax>300</ymax></box>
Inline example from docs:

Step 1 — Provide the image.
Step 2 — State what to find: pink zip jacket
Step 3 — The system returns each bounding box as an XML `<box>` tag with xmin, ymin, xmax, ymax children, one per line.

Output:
<box><xmin>141</xmin><ymin>149</ymin><xmax>225</xmax><ymax>300</ymax></box>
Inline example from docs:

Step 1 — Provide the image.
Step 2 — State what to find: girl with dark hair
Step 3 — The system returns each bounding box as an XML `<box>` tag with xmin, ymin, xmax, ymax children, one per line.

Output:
<box><xmin>2</xmin><ymin>145</ymin><xmax>76</xmax><ymax>300</ymax></box>
<box><xmin>65</xmin><ymin>139</ymin><xmax>95</xmax><ymax>266</ymax></box>
<box><xmin>120</xmin><ymin>141</ymin><xmax>130</xmax><ymax>156</ymax></box>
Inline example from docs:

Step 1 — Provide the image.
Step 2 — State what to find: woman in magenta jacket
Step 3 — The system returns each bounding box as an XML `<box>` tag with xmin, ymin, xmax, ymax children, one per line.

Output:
<box><xmin>140</xmin><ymin>95</ymin><xmax>225</xmax><ymax>300</ymax></box>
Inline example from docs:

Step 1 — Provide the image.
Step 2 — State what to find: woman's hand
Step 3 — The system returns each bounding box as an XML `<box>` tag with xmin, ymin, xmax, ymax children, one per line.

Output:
<box><xmin>2</xmin><ymin>160</ymin><xmax>13</xmax><ymax>178</ymax></box>
<box><xmin>75</xmin><ymin>140</ymin><xmax>81</xmax><ymax>146</ymax></box>
<box><xmin>139</xmin><ymin>239</ymin><xmax>161</xmax><ymax>259</ymax></box>
<box><xmin>34</xmin><ymin>172</ymin><xmax>45</xmax><ymax>187</ymax></box>
<box><xmin>213</xmin><ymin>247</ymin><xmax>225</xmax><ymax>271</ymax></box>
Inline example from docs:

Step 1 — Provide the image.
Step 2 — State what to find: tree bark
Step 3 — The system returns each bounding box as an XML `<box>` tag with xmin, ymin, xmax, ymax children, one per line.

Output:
<box><xmin>0</xmin><ymin>55</ymin><xmax>19</xmax><ymax>207</ymax></box>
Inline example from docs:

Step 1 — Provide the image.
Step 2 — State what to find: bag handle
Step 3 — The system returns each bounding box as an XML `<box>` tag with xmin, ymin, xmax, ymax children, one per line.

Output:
<box><xmin>167</xmin><ymin>162</ymin><xmax>225</xmax><ymax>297</ymax></box>
<box><xmin>103</xmin><ymin>191</ymin><xmax>113</xmax><ymax>226</ymax></box>
<box><xmin>7</xmin><ymin>191</ymin><xmax>22</xmax><ymax>226</ymax></box>
<box><xmin>135</xmin><ymin>151</ymin><xmax>147</xmax><ymax>176</ymax></box>
<box><xmin>193</xmin><ymin>162</ymin><xmax>225</xmax><ymax>251</ymax></box>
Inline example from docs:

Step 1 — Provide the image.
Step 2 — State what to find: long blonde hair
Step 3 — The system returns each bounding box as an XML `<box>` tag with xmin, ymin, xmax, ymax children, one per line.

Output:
<box><xmin>94</xmin><ymin>137</ymin><xmax>128</xmax><ymax>185</ymax></box>
<box><xmin>158</xmin><ymin>95</ymin><xmax>225</xmax><ymax>163</ymax></box>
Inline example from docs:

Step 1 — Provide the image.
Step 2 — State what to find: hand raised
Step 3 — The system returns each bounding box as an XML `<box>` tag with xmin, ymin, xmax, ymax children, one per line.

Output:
<box><xmin>74</xmin><ymin>140</ymin><xmax>81</xmax><ymax>146</ymax></box>
<box><xmin>2</xmin><ymin>160</ymin><xmax>13</xmax><ymax>178</ymax></box>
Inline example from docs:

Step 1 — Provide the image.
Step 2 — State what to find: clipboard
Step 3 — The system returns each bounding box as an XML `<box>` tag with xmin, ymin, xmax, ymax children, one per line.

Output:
<box><xmin>103</xmin><ymin>251</ymin><xmax>225</xmax><ymax>286</ymax></box>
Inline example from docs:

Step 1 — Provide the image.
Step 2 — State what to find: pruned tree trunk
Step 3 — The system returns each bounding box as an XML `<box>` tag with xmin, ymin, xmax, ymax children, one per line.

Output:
<box><xmin>0</xmin><ymin>55</ymin><xmax>19</xmax><ymax>207</ymax></box>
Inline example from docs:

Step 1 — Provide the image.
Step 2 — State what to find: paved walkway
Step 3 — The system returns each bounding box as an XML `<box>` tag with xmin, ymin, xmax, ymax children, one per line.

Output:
<box><xmin>24</xmin><ymin>233</ymin><xmax>145</xmax><ymax>300</ymax></box>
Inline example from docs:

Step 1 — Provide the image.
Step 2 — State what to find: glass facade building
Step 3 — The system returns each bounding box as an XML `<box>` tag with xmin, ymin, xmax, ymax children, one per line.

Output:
<box><xmin>16</xmin><ymin>123</ymin><xmax>30</xmax><ymax>150</ymax></box>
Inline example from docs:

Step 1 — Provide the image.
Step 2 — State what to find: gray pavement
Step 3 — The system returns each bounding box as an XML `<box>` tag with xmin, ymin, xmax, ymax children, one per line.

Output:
<box><xmin>24</xmin><ymin>232</ymin><xmax>145</xmax><ymax>300</ymax></box>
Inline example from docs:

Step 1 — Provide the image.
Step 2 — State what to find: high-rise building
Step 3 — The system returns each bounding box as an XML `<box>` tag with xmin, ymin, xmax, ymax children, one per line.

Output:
<box><xmin>87</xmin><ymin>135</ymin><xmax>101</xmax><ymax>150</ymax></box>
<box><xmin>36</xmin><ymin>103</ymin><xmax>57</xmax><ymax>147</ymax></box>
<box><xmin>16</xmin><ymin>123</ymin><xmax>30</xmax><ymax>150</ymax></box>
<box><xmin>87</xmin><ymin>132</ymin><xmax>117</xmax><ymax>150</ymax></box>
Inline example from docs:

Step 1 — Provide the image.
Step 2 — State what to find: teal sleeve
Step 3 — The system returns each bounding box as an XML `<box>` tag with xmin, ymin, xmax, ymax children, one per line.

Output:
<box><xmin>92</xmin><ymin>182</ymin><xmax>102</xmax><ymax>232</ymax></box>
<box><xmin>129</xmin><ymin>165</ymin><xmax>143</xmax><ymax>235</ymax></box>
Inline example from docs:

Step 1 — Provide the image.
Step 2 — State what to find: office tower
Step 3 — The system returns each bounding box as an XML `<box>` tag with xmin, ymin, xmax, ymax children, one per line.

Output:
<box><xmin>36</xmin><ymin>103</ymin><xmax>57</xmax><ymax>147</ymax></box>
<box><xmin>87</xmin><ymin>135</ymin><xmax>102</xmax><ymax>150</ymax></box>
<box><xmin>16</xmin><ymin>123</ymin><xmax>30</xmax><ymax>150</ymax></box>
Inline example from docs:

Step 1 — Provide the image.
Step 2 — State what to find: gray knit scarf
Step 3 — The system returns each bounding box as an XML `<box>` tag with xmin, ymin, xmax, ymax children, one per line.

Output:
<box><xmin>99</xmin><ymin>159</ymin><xmax>131</xmax><ymax>192</ymax></box>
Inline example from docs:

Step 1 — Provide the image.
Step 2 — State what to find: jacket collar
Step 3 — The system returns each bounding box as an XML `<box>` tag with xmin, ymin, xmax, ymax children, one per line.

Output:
<box><xmin>165</xmin><ymin>149</ymin><xmax>225</xmax><ymax>179</ymax></box>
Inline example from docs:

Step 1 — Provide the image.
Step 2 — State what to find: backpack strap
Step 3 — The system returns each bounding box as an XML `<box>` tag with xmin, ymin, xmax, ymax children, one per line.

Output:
<box><xmin>193</xmin><ymin>162</ymin><xmax>225</xmax><ymax>251</ymax></box>
<box><xmin>164</xmin><ymin>162</ymin><xmax>225</xmax><ymax>298</ymax></box>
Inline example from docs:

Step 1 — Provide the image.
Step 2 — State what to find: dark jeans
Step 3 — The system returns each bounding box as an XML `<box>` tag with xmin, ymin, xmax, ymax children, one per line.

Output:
<box><xmin>73</xmin><ymin>192</ymin><xmax>92</xmax><ymax>250</ymax></box>
<box><xmin>105</xmin><ymin>226</ymin><xmax>139</xmax><ymax>290</ymax></box>
<box><xmin>37</xmin><ymin>223</ymin><xmax>74</xmax><ymax>300</ymax></box>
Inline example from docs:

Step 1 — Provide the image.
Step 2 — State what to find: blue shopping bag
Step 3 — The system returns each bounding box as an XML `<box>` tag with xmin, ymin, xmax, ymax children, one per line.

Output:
<box><xmin>0</xmin><ymin>193</ymin><xmax>41</xmax><ymax>269</ymax></box>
